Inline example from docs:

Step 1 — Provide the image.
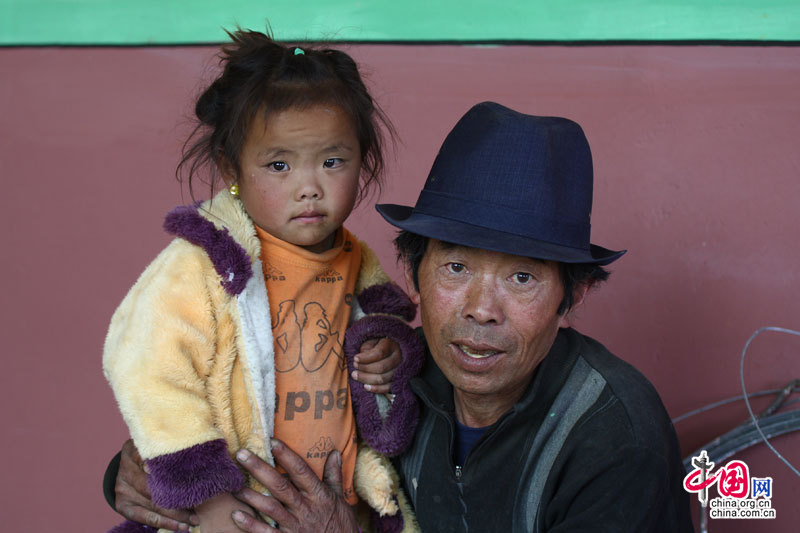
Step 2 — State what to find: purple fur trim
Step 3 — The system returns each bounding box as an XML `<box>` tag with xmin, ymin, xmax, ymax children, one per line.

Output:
<box><xmin>146</xmin><ymin>439</ymin><xmax>245</xmax><ymax>509</ymax></box>
<box><xmin>345</xmin><ymin>315</ymin><xmax>424</xmax><ymax>456</ymax></box>
<box><xmin>372</xmin><ymin>501</ymin><xmax>405</xmax><ymax>533</ymax></box>
<box><xmin>357</xmin><ymin>282</ymin><xmax>417</xmax><ymax>322</ymax></box>
<box><xmin>164</xmin><ymin>203</ymin><xmax>252</xmax><ymax>295</ymax></box>
<box><xmin>107</xmin><ymin>520</ymin><xmax>157</xmax><ymax>533</ymax></box>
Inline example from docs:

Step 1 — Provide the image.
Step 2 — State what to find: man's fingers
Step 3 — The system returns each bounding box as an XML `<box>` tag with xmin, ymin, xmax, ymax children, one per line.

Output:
<box><xmin>236</xmin><ymin>444</ymin><xmax>311</xmax><ymax>507</ymax></box>
<box><xmin>116</xmin><ymin>487</ymin><xmax>196</xmax><ymax>529</ymax></box>
<box><xmin>231</xmin><ymin>508</ymin><xmax>278</xmax><ymax>533</ymax></box>
<box><xmin>116</xmin><ymin>438</ymin><xmax>196</xmax><ymax>530</ymax></box>
<box><xmin>117</xmin><ymin>503</ymin><xmax>191</xmax><ymax>531</ymax></box>
<box><xmin>122</xmin><ymin>438</ymin><xmax>143</xmax><ymax>463</ymax></box>
<box><xmin>321</xmin><ymin>450</ymin><xmax>344</xmax><ymax>496</ymax></box>
<box><xmin>235</xmin><ymin>449</ymin><xmax>290</xmax><ymax>493</ymax></box>
<box><xmin>235</xmin><ymin>445</ymin><xmax>358</xmax><ymax>533</ymax></box>
<box><xmin>235</xmin><ymin>488</ymin><xmax>295</xmax><ymax>527</ymax></box>
<box><xmin>266</xmin><ymin>440</ymin><xmax>321</xmax><ymax>495</ymax></box>
<box><xmin>120</xmin><ymin>439</ymin><xmax>151</xmax><ymax>497</ymax></box>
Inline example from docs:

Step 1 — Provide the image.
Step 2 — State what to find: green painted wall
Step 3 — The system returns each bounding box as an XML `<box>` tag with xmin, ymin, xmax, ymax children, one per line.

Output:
<box><xmin>2</xmin><ymin>0</ymin><xmax>799</xmax><ymax>45</ymax></box>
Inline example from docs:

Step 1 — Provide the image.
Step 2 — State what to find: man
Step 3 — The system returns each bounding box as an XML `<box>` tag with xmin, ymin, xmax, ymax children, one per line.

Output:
<box><xmin>106</xmin><ymin>102</ymin><xmax>694</xmax><ymax>532</ymax></box>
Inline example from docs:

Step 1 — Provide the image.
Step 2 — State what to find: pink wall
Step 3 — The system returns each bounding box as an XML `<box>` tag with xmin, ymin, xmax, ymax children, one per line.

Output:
<box><xmin>2</xmin><ymin>45</ymin><xmax>798</xmax><ymax>531</ymax></box>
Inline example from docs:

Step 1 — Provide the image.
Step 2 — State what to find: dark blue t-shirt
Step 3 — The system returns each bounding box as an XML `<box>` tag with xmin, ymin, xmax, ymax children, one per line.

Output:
<box><xmin>454</xmin><ymin>419</ymin><xmax>489</xmax><ymax>466</ymax></box>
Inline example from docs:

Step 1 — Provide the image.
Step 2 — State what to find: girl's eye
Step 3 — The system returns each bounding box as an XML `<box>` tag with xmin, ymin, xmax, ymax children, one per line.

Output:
<box><xmin>323</xmin><ymin>158</ymin><xmax>344</xmax><ymax>168</ymax></box>
<box><xmin>446</xmin><ymin>263</ymin><xmax>466</xmax><ymax>274</ymax></box>
<box><xmin>512</xmin><ymin>272</ymin><xmax>533</xmax><ymax>284</ymax></box>
<box><xmin>267</xmin><ymin>161</ymin><xmax>289</xmax><ymax>172</ymax></box>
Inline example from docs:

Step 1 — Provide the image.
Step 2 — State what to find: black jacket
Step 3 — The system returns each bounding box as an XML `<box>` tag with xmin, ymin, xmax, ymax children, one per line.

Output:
<box><xmin>397</xmin><ymin>328</ymin><xmax>694</xmax><ymax>532</ymax></box>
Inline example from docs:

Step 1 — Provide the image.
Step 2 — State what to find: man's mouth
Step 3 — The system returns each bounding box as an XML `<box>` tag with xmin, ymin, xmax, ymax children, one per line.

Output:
<box><xmin>457</xmin><ymin>344</ymin><xmax>500</xmax><ymax>359</ymax></box>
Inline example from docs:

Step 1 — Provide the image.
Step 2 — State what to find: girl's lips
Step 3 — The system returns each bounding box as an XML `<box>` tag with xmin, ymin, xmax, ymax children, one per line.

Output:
<box><xmin>293</xmin><ymin>212</ymin><xmax>325</xmax><ymax>223</ymax></box>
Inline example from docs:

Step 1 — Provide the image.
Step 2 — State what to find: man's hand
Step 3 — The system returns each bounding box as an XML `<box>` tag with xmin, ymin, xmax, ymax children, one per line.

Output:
<box><xmin>114</xmin><ymin>439</ymin><xmax>198</xmax><ymax>531</ymax></box>
<box><xmin>231</xmin><ymin>440</ymin><xmax>358</xmax><ymax>533</ymax></box>
<box><xmin>351</xmin><ymin>337</ymin><xmax>402</xmax><ymax>394</ymax></box>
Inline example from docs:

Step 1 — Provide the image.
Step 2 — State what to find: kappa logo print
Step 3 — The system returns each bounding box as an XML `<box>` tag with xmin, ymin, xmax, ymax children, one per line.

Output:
<box><xmin>272</xmin><ymin>300</ymin><xmax>345</xmax><ymax>373</ymax></box>
<box><xmin>307</xmin><ymin>436</ymin><xmax>335</xmax><ymax>459</ymax></box>
<box><xmin>262</xmin><ymin>262</ymin><xmax>286</xmax><ymax>281</ymax></box>
<box><xmin>275</xmin><ymin>387</ymin><xmax>348</xmax><ymax>421</ymax></box>
<box><xmin>315</xmin><ymin>268</ymin><xmax>343</xmax><ymax>284</ymax></box>
<box><xmin>684</xmin><ymin>450</ymin><xmax>776</xmax><ymax>520</ymax></box>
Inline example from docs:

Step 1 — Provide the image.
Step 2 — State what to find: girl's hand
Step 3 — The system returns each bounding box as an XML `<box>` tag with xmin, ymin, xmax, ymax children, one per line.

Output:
<box><xmin>350</xmin><ymin>338</ymin><xmax>402</xmax><ymax>394</ymax></box>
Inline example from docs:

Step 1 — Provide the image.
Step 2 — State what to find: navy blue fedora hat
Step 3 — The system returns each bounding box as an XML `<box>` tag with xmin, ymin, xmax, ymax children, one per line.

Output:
<box><xmin>377</xmin><ymin>102</ymin><xmax>625</xmax><ymax>265</ymax></box>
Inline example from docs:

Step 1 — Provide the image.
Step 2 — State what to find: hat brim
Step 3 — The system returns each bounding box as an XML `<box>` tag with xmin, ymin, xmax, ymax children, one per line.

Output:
<box><xmin>377</xmin><ymin>204</ymin><xmax>625</xmax><ymax>266</ymax></box>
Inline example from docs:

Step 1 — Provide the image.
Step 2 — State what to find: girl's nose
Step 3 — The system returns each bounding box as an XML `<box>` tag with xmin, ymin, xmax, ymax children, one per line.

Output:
<box><xmin>295</xmin><ymin>171</ymin><xmax>323</xmax><ymax>201</ymax></box>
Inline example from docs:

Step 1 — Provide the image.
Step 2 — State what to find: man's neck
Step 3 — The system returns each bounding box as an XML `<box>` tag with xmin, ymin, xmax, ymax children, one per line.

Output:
<box><xmin>453</xmin><ymin>380</ymin><xmax>532</xmax><ymax>428</ymax></box>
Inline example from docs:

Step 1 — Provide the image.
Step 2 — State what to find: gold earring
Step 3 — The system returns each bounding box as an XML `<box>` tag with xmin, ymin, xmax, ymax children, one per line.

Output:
<box><xmin>229</xmin><ymin>183</ymin><xmax>239</xmax><ymax>197</ymax></box>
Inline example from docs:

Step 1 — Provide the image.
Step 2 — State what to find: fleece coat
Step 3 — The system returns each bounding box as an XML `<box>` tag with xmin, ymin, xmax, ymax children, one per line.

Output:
<box><xmin>103</xmin><ymin>191</ymin><xmax>421</xmax><ymax>533</ymax></box>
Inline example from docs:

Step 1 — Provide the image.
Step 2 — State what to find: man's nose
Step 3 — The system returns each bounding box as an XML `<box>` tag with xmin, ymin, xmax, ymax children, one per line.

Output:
<box><xmin>461</xmin><ymin>277</ymin><xmax>504</xmax><ymax>325</ymax></box>
<box><xmin>295</xmin><ymin>169</ymin><xmax>323</xmax><ymax>201</ymax></box>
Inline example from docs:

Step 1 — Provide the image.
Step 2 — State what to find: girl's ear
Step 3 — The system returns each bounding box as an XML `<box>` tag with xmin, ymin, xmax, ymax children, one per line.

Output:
<box><xmin>218</xmin><ymin>154</ymin><xmax>237</xmax><ymax>185</ymax></box>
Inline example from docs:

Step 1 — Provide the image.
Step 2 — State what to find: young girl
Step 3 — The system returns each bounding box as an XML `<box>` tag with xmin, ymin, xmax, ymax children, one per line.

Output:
<box><xmin>104</xmin><ymin>29</ymin><xmax>422</xmax><ymax>533</ymax></box>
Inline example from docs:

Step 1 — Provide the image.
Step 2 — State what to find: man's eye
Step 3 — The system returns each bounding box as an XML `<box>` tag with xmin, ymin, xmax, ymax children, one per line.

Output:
<box><xmin>512</xmin><ymin>272</ymin><xmax>532</xmax><ymax>284</ymax></box>
<box><xmin>323</xmin><ymin>158</ymin><xmax>343</xmax><ymax>168</ymax></box>
<box><xmin>446</xmin><ymin>263</ymin><xmax>466</xmax><ymax>274</ymax></box>
<box><xmin>267</xmin><ymin>161</ymin><xmax>288</xmax><ymax>171</ymax></box>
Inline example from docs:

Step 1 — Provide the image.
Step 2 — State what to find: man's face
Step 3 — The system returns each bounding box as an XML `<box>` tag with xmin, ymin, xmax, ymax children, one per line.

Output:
<box><xmin>406</xmin><ymin>240</ymin><xmax>569</xmax><ymax>421</ymax></box>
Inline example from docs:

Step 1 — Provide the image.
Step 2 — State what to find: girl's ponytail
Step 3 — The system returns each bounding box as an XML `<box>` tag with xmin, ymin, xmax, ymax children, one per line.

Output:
<box><xmin>177</xmin><ymin>27</ymin><xmax>395</xmax><ymax>203</ymax></box>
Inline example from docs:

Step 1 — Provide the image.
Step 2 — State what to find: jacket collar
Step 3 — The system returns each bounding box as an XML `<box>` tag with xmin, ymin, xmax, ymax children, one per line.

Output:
<box><xmin>163</xmin><ymin>191</ymin><xmax>258</xmax><ymax>296</ymax></box>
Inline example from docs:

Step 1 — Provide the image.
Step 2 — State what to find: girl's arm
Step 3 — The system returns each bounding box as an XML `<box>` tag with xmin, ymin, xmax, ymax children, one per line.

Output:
<box><xmin>195</xmin><ymin>492</ymin><xmax>256</xmax><ymax>533</ymax></box>
<box><xmin>104</xmin><ymin>241</ymin><xmax>245</xmax><ymax>511</ymax></box>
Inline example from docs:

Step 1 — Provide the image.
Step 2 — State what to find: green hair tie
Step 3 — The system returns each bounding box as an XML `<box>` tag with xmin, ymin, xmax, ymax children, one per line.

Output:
<box><xmin>294</xmin><ymin>47</ymin><xmax>305</xmax><ymax>55</ymax></box>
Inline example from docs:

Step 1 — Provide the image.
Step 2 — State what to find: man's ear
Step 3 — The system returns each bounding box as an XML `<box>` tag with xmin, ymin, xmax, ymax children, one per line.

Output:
<box><xmin>403</xmin><ymin>264</ymin><xmax>421</xmax><ymax>305</ymax></box>
<box><xmin>572</xmin><ymin>283</ymin><xmax>589</xmax><ymax>309</ymax></box>
<box><xmin>558</xmin><ymin>283</ymin><xmax>590</xmax><ymax>328</ymax></box>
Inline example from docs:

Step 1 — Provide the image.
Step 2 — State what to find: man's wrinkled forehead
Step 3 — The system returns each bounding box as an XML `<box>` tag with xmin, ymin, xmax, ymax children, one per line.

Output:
<box><xmin>425</xmin><ymin>238</ymin><xmax>550</xmax><ymax>267</ymax></box>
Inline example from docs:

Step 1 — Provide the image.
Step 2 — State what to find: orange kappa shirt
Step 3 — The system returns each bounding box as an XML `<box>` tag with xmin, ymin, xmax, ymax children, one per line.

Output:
<box><xmin>257</xmin><ymin>226</ymin><xmax>361</xmax><ymax>505</ymax></box>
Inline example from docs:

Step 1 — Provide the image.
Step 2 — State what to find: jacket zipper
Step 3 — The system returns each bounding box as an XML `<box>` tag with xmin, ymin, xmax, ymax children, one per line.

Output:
<box><xmin>455</xmin><ymin>464</ymin><xmax>462</xmax><ymax>480</ymax></box>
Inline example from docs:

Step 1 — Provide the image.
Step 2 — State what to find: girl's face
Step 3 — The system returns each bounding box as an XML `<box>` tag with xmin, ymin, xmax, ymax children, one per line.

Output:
<box><xmin>231</xmin><ymin>104</ymin><xmax>362</xmax><ymax>253</ymax></box>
